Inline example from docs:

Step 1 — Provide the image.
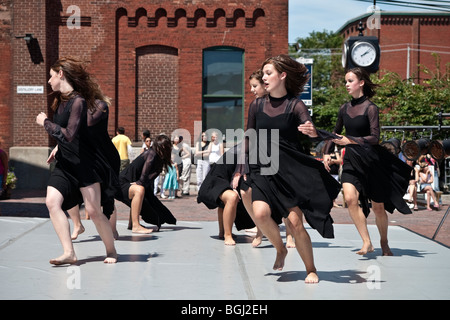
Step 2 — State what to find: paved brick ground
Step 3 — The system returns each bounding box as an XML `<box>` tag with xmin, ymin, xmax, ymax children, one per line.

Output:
<box><xmin>1</xmin><ymin>188</ymin><xmax>449</xmax><ymax>248</ymax></box>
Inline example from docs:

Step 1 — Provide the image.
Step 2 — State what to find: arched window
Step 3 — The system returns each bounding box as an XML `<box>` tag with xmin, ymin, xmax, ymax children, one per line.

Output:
<box><xmin>202</xmin><ymin>47</ymin><xmax>244</xmax><ymax>138</ymax></box>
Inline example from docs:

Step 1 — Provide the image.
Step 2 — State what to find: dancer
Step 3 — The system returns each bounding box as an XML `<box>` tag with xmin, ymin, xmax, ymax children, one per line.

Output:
<box><xmin>115</xmin><ymin>134</ymin><xmax>177</xmax><ymax>233</ymax></box>
<box><xmin>197</xmin><ymin>144</ymin><xmax>255</xmax><ymax>246</ymax></box>
<box><xmin>36</xmin><ymin>57</ymin><xmax>117</xmax><ymax>264</ymax></box>
<box><xmin>247</xmin><ymin>69</ymin><xmax>297</xmax><ymax>247</ymax></box>
<box><xmin>64</xmin><ymin>98</ymin><xmax>121</xmax><ymax>240</ymax></box>
<box><xmin>233</xmin><ymin>55</ymin><xmax>340</xmax><ymax>283</ymax></box>
<box><xmin>323</xmin><ymin>67</ymin><xmax>412</xmax><ymax>256</ymax></box>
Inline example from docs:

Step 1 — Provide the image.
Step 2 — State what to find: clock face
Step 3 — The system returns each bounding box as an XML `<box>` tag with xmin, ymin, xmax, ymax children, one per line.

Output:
<box><xmin>342</xmin><ymin>43</ymin><xmax>348</xmax><ymax>68</ymax></box>
<box><xmin>350</xmin><ymin>41</ymin><xmax>377</xmax><ymax>67</ymax></box>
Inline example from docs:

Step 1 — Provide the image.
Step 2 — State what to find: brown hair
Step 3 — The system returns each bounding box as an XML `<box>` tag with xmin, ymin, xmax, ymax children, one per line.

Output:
<box><xmin>346</xmin><ymin>67</ymin><xmax>378</xmax><ymax>98</ymax></box>
<box><xmin>50</xmin><ymin>56</ymin><xmax>110</xmax><ymax>112</ymax></box>
<box><xmin>249</xmin><ymin>69</ymin><xmax>263</xmax><ymax>84</ymax></box>
<box><xmin>152</xmin><ymin>134</ymin><xmax>172</xmax><ymax>173</ymax></box>
<box><xmin>261</xmin><ymin>54</ymin><xmax>310</xmax><ymax>96</ymax></box>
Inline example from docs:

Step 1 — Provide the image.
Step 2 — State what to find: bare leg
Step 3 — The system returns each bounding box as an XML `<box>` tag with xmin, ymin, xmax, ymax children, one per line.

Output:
<box><xmin>109</xmin><ymin>207</ymin><xmax>119</xmax><ymax>240</ymax></box>
<box><xmin>80</xmin><ymin>183</ymin><xmax>117</xmax><ymax>263</ymax></box>
<box><xmin>128</xmin><ymin>184</ymin><xmax>153</xmax><ymax>234</ymax></box>
<box><xmin>240</xmin><ymin>188</ymin><xmax>263</xmax><ymax>247</ymax></box>
<box><xmin>372</xmin><ymin>201</ymin><xmax>393</xmax><ymax>256</ymax></box>
<box><xmin>285</xmin><ymin>207</ymin><xmax>318</xmax><ymax>283</ymax></box>
<box><xmin>46</xmin><ymin>186</ymin><xmax>77</xmax><ymax>265</ymax></box>
<box><xmin>252</xmin><ymin>200</ymin><xmax>287</xmax><ymax>270</ymax></box>
<box><xmin>343</xmin><ymin>182</ymin><xmax>374</xmax><ymax>255</ymax></box>
<box><xmin>425</xmin><ymin>187</ymin><xmax>433</xmax><ymax>210</ymax></box>
<box><xmin>252</xmin><ymin>227</ymin><xmax>263</xmax><ymax>247</ymax></box>
<box><xmin>66</xmin><ymin>206</ymin><xmax>85</xmax><ymax>240</ymax></box>
<box><xmin>283</xmin><ymin>218</ymin><xmax>296</xmax><ymax>248</ymax></box>
<box><xmin>217</xmin><ymin>207</ymin><xmax>225</xmax><ymax>239</ymax></box>
<box><xmin>218</xmin><ymin>190</ymin><xmax>238</xmax><ymax>245</ymax></box>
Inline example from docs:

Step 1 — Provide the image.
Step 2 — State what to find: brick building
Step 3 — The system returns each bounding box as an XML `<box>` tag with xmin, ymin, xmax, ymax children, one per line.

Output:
<box><xmin>338</xmin><ymin>11</ymin><xmax>450</xmax><ymax>80</ymax></box>
<box><xmin>0</xmin><ymin>0</ymin><xmax>288</xmax><ymax>188</ymax></box>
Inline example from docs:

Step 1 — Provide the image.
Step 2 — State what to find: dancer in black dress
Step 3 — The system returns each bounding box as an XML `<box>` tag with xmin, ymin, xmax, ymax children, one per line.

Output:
<box><xmin>65</xmin><ymin>99</ymin><xmax>121</xmax><ymax>240</ymax></box>
<box><xmin>233</xmin><ymin>55</ymin><xmax>340</xmax><ymax>283</ymax></box>
<box><xmin>197</xmin><ymin>143</ymin><xmax>255</xmax><ymax>245</ymax></box>
<box><xmin>115</xmin><ymin>134</ymin><xmax>176</xmax><ymax>233</ymax></box>
<box><xmin>36</xmin><ymin>57</ymin><xmax>117</xmax><ymax>264</ymax></box>
<box><xmin>323</xmin><ymin>67</ymin><xmax>412</xmax><ymax>256</ymax></box>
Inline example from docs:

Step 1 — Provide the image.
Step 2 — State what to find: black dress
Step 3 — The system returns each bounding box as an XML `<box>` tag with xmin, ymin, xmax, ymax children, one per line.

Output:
<box><xmin>197</xmin><ymin>144</ymin><xmax>255</xmax><ymax>231</ymax></box>
<box><xmin>239</xmin><ymin>95</ymin><xmax>341</xmax><ymax>239</ymax></box>
<box><xmin>45</xmin><ymin>94</ymin><xmax>99</xmax><ymax>211</ymax></box>
<box><xmin>324</xmin><ymin>96</ymin><xmax>412</xmax><ymax>217</ymax></box>
<box><xmin>115</xmin><ymin>148</ymin><xmax>176</xmax><ymax>228</ymax></box>
<box><xmin>83</xmin><ymin>100</ymin><xmax>121</xmax><ymax>216</ymax></box>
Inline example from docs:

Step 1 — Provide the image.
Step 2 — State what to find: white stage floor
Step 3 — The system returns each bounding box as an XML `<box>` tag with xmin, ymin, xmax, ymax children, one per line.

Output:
<box><xmin>0</xmin><ymin>217</ymin><xmax>449</xmax><ymax>300</ymax></box>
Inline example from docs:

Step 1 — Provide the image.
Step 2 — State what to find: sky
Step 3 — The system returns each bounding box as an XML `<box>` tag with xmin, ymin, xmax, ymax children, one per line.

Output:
<box><xmin>288</xmin><ymin>0</ymin><xmax>444</xmax><ymax>43</ymax></box>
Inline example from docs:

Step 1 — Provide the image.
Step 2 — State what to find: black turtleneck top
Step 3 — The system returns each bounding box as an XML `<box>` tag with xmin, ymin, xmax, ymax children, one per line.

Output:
<box><xmin>323</xmin><ymin>96</ymin><xmax>380</xmax><ymax>154</ymax></box>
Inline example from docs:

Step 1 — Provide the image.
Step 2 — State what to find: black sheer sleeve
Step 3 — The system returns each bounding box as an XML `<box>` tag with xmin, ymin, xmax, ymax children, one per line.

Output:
<box><xmin>44</xmin><ymin>96</ymin><xmax>86</xmax><ymax>143</ymax></box>
<box><xmin>234</xmin><ymin>99</ymin><xmax>258</xmax><ymax>176</ymax></box>
<box><xmin>135</xmin><ymin>149</ymin><xmax>159</xmax><ymax>187</ymax></box>
<box><xmin>87</xmin><ymin>100</ymin><xmax>108</xmax><ymax>127</ymax></box>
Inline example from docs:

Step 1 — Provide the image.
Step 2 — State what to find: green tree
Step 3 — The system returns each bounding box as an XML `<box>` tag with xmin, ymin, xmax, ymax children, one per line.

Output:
<box><xmin>289</xmin><ymin>30</ymin><xmax>344</xmax><ymax>89</ymax></box>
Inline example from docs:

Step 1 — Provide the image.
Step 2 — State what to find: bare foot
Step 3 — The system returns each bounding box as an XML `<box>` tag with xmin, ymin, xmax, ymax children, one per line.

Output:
<box><xmin>71</xmin><ymin>225</ymin><xmax>85</xmax><ymax>240</ymax></box>
<box><xmin>286</xmin><ymin>234</ymin><xmax>296</xmax><ymax>248</ymax></box>
<box><xmin>356</xmin><ymin>242</ymin><xmax>374</xmax><ymax>255</ymax></box>
<box><xmin>49</xmin><ymin>253</ymin><xmax>77</xmax><ymax>265</ymax></box>
<box><xmin>224</xmin><ymin>235</ymin><xmax>236</xmax><ymax>246</ymax></box>
<box><xmin>104</xmin><ymin>252</ymin><xmax>118</xmax><ymax>264</ymax></box>
<box><xmin>305</xmin><ymin>271</ymin><xmax>319</xmax><ymax>284</ymax></box>
<box><xmin>252</xmin><ymin>235</ymin><xmax>262</xmax><ymax>247</ymax></box>
<box><xmin>381</xmin><ymin>240</ymin><xmax>393</xmax><ymax>256</ymax></box>
<box><xmin>112</xmin><ymin>230</ymin><xmax>119</xmax><ymax>240</ymax></box>
<box><xmin>132</xmin><ymin>226</ymin><xmax>154</xmax><ymax>234</ymax></box>
<box><xmin>273</xmin><ymin>248</ymin><xmax>288</xmax><ymax>271</ymax></box>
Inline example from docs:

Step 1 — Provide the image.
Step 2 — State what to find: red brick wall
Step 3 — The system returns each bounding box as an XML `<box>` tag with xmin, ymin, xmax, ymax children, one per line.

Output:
<box><xmin>11</xmin><ymin>0</ymin><xmax>48</xmax><ymax>148</ymax></box>
<box><xmin>1</xmin><ymin>0</ymin><xmax>288</xmax><ymax>148</ymax></box>
<box><xmin>0</xmin><ymin>1</ymin><xmax>12</xmax><ymax>155</ymax></box>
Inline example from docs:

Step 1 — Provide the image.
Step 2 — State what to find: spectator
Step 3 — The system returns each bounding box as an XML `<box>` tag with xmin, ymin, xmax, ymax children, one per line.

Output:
<box><xmin>179</xmin><ymin>135</ymin><xmax>192</xmax><ymax>196</ymax></box>
<box><xmin>112</xmin><ymin>126</ymin><xmax>132</xmax><ymax>171</ymax></box>
<box><xmin>195</xmin><ymin>132</ymin><xmax>210</xmax><ymax>191</ymax></box>
<box><xmin>141</xmin><ymin>129</ymin><xmax>151</xmax><ymax>154</ymax></box>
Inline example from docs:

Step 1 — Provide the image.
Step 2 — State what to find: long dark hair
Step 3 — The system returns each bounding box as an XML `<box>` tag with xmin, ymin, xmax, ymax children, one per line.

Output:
<box><xmin>50</xmin><ymin>56</ymin><xmax>110</xmax><ymax>112</ymax></box>
<box><xmin>152</xmin><ymin>134</ymin><xmax>172</xmax><ymax>172</ymax></box>
<box><xmin>261</xmin><ymin>54</ymin><xmax>310</xmax><ymax>96</ymax></box>
<box><xmin>346</xmin><ymin>67</ymin><xmax>378</xmax><ymax>98</ymax></box>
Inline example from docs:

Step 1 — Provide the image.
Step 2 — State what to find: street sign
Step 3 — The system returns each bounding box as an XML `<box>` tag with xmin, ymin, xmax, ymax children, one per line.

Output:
<box><xmin>297</xmin><ymin>58</ymin><xmax>313</xmax><ymax>106</ymax></box>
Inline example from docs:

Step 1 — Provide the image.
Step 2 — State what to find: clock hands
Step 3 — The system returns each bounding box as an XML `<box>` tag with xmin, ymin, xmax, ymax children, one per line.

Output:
<box><xmin>361</xmin><ymin>50</ymin><xmax>371</xmax><ymax>57</ymax></box>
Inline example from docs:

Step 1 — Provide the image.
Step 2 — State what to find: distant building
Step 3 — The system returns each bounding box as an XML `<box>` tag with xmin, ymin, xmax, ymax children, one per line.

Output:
<box><xmin>337</xmin><ymin>11</ymin><xmax>450</xmax><ymax>80</ymax></box>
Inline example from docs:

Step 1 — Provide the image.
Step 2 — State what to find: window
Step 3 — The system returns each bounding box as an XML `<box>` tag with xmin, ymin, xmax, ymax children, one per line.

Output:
<box><xmin>202</xmin><ymin>47</ymin><xmax>244</xmax><ymax>139</ymax></box>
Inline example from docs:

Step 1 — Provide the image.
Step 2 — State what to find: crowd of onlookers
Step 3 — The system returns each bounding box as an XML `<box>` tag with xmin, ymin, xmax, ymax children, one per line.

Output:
<box><xmin>112</xmin><ymin>128</ymin><xmax>224</xmax><ymax>200</ymax></box>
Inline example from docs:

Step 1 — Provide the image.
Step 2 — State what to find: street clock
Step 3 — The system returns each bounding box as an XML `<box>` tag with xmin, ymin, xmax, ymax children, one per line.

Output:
<box><xmin>342</xmin><ymin>35</ymin><xmax>380</xmax><ymax>73</ymax></box>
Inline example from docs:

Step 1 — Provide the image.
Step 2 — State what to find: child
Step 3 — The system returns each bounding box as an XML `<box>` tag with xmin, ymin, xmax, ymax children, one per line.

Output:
<box><xmin>163</xmin><ymin>155</ymin><xmax>179</xmax><ymax>199</ymax></box>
